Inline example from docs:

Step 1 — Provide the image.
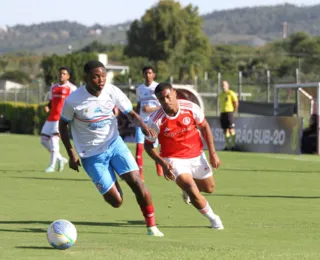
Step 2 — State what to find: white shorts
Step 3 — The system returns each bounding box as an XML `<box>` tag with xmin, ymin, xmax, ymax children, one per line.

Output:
<box><xmin>163</xmin><ymin>152</ymin><xmax>213</xmax><ymax>180</ymax></box>
<box><xmin>41</xmin><ymin>121</ymin><xmax>59</xmax><ymax>136</ymax></box>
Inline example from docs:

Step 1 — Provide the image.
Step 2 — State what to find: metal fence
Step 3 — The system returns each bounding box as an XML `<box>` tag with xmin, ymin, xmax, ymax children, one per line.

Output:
<box><xmin>0</xmin><ymin>69</ymin><xmax>314</xmax><ymax>117</ymax></box>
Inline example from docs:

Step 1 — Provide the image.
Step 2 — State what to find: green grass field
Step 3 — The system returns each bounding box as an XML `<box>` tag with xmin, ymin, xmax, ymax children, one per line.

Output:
<box><xmin>0</xmin><ymin>134</ymin><xmax>320</xmax><ymax>260</ymax></box>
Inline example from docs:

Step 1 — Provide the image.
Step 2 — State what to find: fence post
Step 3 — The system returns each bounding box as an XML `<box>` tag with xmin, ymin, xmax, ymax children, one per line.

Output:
<box><xmin>216</xmin><ymin>72</ymin><xmax>221</xmax><ymax>116</ymax></box>
<box><xmin>170</xmin><ymin>76</ymin><xmax>173</xmax><ymax>84</ymax></box>
<box><xmin>194</xmin><ymin>75</ymin><xmax>198</xmax><ymax>91</ymax></box>
<box><xmin>267</xmin><ymin>70</ymin><xmax>271</xmax><ymax>103</ymax></box>
<box><xmin>14</xmin><ymin>89</ymin><xmax>17</xmax><ymax>106</ymax></box>
<box><xmin>26</xmin><ymin>85</ymin><xmax>29</xmax><ymax>104</ymax></box>
<box><xmin>38</xmin><ymin>81</ymin><xmax>42</xmax><ymax>104</ymax></box>
<box><xmin>238</xmin><ymin>71</ymin><xmax>242</xmax><ymax>101</ymax></box>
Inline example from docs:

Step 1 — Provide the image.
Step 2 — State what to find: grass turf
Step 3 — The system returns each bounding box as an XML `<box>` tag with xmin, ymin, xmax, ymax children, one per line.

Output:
<box><xmin>0</xmin><ymin>134</ymin><xmax>319</xmax><ymax>260</ymax></box>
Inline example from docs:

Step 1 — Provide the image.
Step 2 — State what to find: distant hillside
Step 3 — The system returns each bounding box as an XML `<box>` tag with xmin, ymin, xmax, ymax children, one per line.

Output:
<box><xmin>1</xmin><ymin>3</ymin><xmax>320</xmax><ymax>54</ymax></box>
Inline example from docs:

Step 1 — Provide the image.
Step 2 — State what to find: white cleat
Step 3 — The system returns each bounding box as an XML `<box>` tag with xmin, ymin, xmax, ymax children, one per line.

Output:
<box><xmin>211</xmin><ymin>215</ymin><xmax>224</xmax><ymax>230</ymax></box>
<box><xmin>58</xmin><ymin>157</ymin><xmax>68</xmax><ymax>172</ymax></box>
<box><xmin>182</xmin><ymin>191</ymin><xmax>191</xmax><ymax>205</ymax></box>
<box><xmin>44</xmin><ymin>166</ymin><xmax>55</xmax><ymax>173</ymax></box>
<box><xmin>147</xmin><ymin>226</ymin><xmax>164</xmax><ymax>237</ymax></box>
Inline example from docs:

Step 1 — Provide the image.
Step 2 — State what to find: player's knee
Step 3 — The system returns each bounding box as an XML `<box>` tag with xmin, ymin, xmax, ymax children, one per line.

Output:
<box><xmin>104</xmin><ymin>196</ymin><xmax>123</xmax><ymax>208</ymax></box>
<box><xmin>205</xmin><ymin>183</ymin><xmax>215</xmax><ymax>193</ymax></box>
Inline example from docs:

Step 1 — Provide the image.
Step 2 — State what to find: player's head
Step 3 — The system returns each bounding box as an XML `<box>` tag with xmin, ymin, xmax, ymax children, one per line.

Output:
<box><xmin>142</xmin><ymin>66</ymin><xmax>155</xmax><ymax>85</ymax></box>
<box><xmin>222</xmin><ymin>80</ymin><xmax>230</xmax><ymax>92</ymax></box>
<box><xmin>58</xmin><ymin>67</ymin><xmax>71</xmax><ymax>84</ymax></box>
<box><xmin>83</xmin><ymin>60</ymin><xmax>106</xmax><ymax>93</ymax></box>
<box><xmin>155</xmin><ymin>83</ymin><xmax>178</xmax><ymax>114</ymax></box>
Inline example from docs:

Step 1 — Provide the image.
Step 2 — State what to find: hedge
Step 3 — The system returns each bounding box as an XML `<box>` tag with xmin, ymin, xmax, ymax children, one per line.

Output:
<box><xmin>0</xmin><ymin>102</ymin><xmax>48</xmax><ymax>135</ymax></box>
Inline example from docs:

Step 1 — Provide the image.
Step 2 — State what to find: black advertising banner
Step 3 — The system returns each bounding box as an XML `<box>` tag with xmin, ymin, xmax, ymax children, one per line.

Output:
<box><xmin>207</xmin><ymin>116</ymin><xmax>303</xmax><ymax>154</ymax></box>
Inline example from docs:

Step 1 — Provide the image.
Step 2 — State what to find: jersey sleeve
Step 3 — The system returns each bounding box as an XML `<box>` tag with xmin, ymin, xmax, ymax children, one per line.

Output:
<box><xmin>192</xmin><ymin>103</ymin><xmax>205</xmax><ymax>126</ymax></box>
<box><xmin>70</xmin><ymin>84</ymin><xmax>77</xmax><ymax>92</ymax></box>
<box><xmin>60</xmin><ymin>99</ymin><xmax>74</xmax><ymax>123</ymax></box>
<box><xmin>113</xmin><ymin>86</ymin><xmax>133</xmax><ymax>114</ymax></box>
<box><xmin>145</xmin><ymin>114</ymin><xmax>160</xmax><ymax>143</ymax></box>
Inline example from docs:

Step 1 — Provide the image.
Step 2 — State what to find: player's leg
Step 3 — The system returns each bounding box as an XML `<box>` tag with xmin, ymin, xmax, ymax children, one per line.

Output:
<box><xmin>40</xmin><ymin>121</ymin><xmax>53</xmax><ymax>152</ymax></box>
<box><xmin>81</xmin><ymin>151</ymin><xmax>123</xmax><ymax>207</ymax></box>
<box><xmin>40</xmin><ymin>134</ymin><xmax>52</xmax><ymax>152</ymax></box>
<box><xmin>176</xmin><ymin>174</ymin><xmax>223</xmax><ymax>229</ymax></box>
<box><xmin>153</xmin><ymin>139</ymin><xmax>163</xmax><ymax>177</ymax></box>
<box><xmin>169</xmin><ymin>156</ymin><xmax>223</xmax><ymax>229</ymax></box>
<box><xmin>40</xmin><ymin>121</ymin><xmax>55</xmax><ymax>172</ymax></box>
<box><xmin>228</xmin><ymin>112</ymin><xmax>236</xmax><ymax>150</ymax></box>
<box><xmin>192</xmin><ymin>152</ymin><xmax>215</xmax><ymax>193</ymax></box>
<box><xmin>111</xmin><ymin>136</ymin><xmax>163</xmax><ymax>236</ymax></box>
<box><xmin>220</xmin><ymin>113</ymin><xmax>230</xmax><ymax>150</ymax></box>
<box><xmin>135</xmin><ymin>126</ymin><xmax>145</xmax><ymax>181</ymax></box>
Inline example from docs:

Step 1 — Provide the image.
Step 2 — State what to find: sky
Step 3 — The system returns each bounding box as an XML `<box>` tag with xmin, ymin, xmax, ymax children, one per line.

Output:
<box><xmin>0</xmin><ymin>0</ymin><xmax>319</xmax><ymax>28</ymax></box>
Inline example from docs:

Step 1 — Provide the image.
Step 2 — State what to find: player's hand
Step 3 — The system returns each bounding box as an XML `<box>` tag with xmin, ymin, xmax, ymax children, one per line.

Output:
<box><xmin>209</xmin><ymin>152</ymin><xmax>221</xmax><ymax>169</ymax></box>
<box><xmin>142</xmin><ymin>105</ymin><xmax>148</xmax><ymax>113</ymax></box>
<box><xmin>141</xmin><ymin>126</ymin><xmax>157</xmax><ymax>138</ymax></box>
<box><xmin>161</xmin><ymin>162</ymin><xmax>175</xmax><ymax>181</ymax></box>
<box><xmin>69</xmin><ymin>156</ymin><xmax>81</xmax><ymax>172</ymax></box>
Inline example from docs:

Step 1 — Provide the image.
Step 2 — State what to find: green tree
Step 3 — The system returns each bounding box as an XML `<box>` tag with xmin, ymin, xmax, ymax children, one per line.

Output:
<box><xmin>0</xmin><ymin>70</ymin><xmax>31</xmax><ymax>84</ymax></box>
<box><xmin>41</xmin><ymin>52</ymin><xmax>97</xmax><ymax>86</ymax></box>
<box><xmin>125</xmin><ymin>0</ymin><xmax>211</xmax><ymax>80</ymax></box>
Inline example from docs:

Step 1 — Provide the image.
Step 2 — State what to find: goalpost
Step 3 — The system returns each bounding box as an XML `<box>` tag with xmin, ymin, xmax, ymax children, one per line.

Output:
<box><xmin>274</xmin><ymin>82</ymin><xmax>320</xmax><ymax>155</ymax></box>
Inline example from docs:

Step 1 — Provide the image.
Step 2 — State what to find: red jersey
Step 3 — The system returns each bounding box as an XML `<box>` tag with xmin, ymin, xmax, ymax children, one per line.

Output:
<box><xmin>146</xmin><ymin>99</ymin><xmax>205</xmax><ymax>158</ymax></box>
<box><xmin>47</xmin><ymin>81</ymin><xmax>77</xmax><ymax>121</ymax></box>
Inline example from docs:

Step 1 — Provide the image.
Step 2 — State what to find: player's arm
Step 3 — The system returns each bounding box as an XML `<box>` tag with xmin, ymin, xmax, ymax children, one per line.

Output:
<box><xmin>44</xmin><ymin>100</ymin><xmax>52</xmax><ymax>113</ymax></box>
<box><xmin>142</xmin><ymin>104</ymin><xmax>161</xmax><ymax>113</ymax></box>
<box><xmin>59</xmin><ymin>120</ymin><xmax>81</xmax><ymax>172</ymax></box>
<box><xmin>144</xmin><ymin>140</ymin><xmax>175</xmax><ymax>181</ymax></box>
<box><xmin>126</xmin><ymin>110</ymin><xmax>157</xmax><ymax>139</ymax></box>
<box><xmin>198</xmin><ymin>119</ymin><xmax>220</xmax><ymax>169</ymax></box>
<box><xmin>232</xmin><ymin>92</ymin><xmax>239</xmax><ymax>112</ymax></box>
<box><xmin>59</xmin><ymin>100</ymin><xmax>81</xmax><ymax>172</ymax></box>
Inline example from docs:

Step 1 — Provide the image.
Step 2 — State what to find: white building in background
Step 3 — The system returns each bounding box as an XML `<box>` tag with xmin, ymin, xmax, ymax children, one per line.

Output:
<box><xmin>98</xmin><ymin>53</ymin><xmax>130</xmax><ymax>83</ymax></box>
<box><xmin>0</xmin><ymin>80</ymin><xmax>26</xmax><ymax>91</ymax></box>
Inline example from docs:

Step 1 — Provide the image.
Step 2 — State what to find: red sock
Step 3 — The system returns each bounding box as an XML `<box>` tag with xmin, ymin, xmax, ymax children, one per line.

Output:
<box><xmin>135</xmin><ymin>143</ymin><xmax>144</xmax><ymax>180</ymax></box>
<box><xmin>156</xmin><ymin>163</ymin><xmax>163</xmax><ymax>176</ymax></box>
<box><xmin>140</xmin><ymin>204</ymin><xmax>156</xmax><ymax>227</ymax></box>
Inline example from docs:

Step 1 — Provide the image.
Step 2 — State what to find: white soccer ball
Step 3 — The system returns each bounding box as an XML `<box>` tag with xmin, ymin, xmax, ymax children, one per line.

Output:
<box><xmin>47</xmin><ymin>219</ymin><xmax>77</xmax><ymax>250</ymax></box>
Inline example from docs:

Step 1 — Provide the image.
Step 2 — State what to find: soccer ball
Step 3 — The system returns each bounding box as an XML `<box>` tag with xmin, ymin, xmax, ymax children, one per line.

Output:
<box><xmin>47</xmin><ymin>219</ymin><xmax>77</xmax><ymax>250</ymax></box>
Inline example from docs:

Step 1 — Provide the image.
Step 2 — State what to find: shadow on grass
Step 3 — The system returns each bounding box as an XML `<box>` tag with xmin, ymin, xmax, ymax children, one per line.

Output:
<box><xmin>0</xmin><ymin>220</ymin><xmax>204</xmax><ymax>231</ymax></box>
<box><xmin>0</xmin><ymin>220</ymin><xmax>145</xmax><ymax>230</ymax></box>
<box><xmin>15</xmin><ymin>246</ymin><xmax>54</xmax><ymax>250</ymax></box>
<box><xmin>219</xmin><ymin>167</ymin><xmax>320</xmax><ymax>174</ymax></box>
<box><xmin>8</xmin><ymin>176</ymin><xmax>89</xmax><ymax>182</ymax></box>
<box><xmin>208</xmin><ymin>193</ymin><xmax>320</xmax><ymax>199</ymax></box>
<box><xmin>0</xmin><ymin>169</ymin><xmax>38</xmax><ymax>173</ymax></box>
<box><xmin>0</xmin><ymin>228</ymin><xmax>46</xmax><ymax>233</ymax></box>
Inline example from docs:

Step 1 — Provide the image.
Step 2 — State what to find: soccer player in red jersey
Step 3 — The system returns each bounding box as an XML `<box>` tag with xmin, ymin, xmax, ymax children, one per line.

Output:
<box><xmin>40</xmin><ymin>67</ymin><xmax>77</xmax><ymax>173</ymax></box>
<box><xmin>144</xmin><ymin>83</ymin><xmax>224</xmax><ymax>229</ymax></box>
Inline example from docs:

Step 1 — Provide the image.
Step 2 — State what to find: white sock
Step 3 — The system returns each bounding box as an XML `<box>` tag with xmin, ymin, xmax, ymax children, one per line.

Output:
<box><xmin>49</xmin><ymin>136</ymin><xmax>63</xmax><ymax>167</ymax></box>
<box><xmin>40</xmin><ymin>136</ymin><xmax>52</xmax><ymax>152</ymax></box>
<box><xmin>198</xmin><ymin>201</ymin><xmax>217</xmax><ymax>222</ymax></box>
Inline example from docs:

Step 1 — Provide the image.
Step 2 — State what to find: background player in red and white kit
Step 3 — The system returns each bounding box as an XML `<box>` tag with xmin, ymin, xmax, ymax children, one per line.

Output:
<box><xmin>144</xmin><ymin>83</ymin><xmax>224</xmax><ymax>230</ymax></box>
<box><xmin>40</xmin><ymin>67</ymin><xmax>77</xmax><ymax>173</ymax></box>
<box><xmin>135</xmin><ymin>66</ymin><xmax>163</xmax><ymax>181</ymax></box>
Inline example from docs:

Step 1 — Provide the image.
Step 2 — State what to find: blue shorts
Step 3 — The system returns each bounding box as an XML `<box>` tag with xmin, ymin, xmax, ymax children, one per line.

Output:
<box><xmin>135</xmin><ymin>126</ymin><xmax>158</xmax><ymax>147</ymax></box>
<box><xmin>81</xmin><ymin>136</ymin><xmax>139</xmax><ymax>195</ymax></box>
